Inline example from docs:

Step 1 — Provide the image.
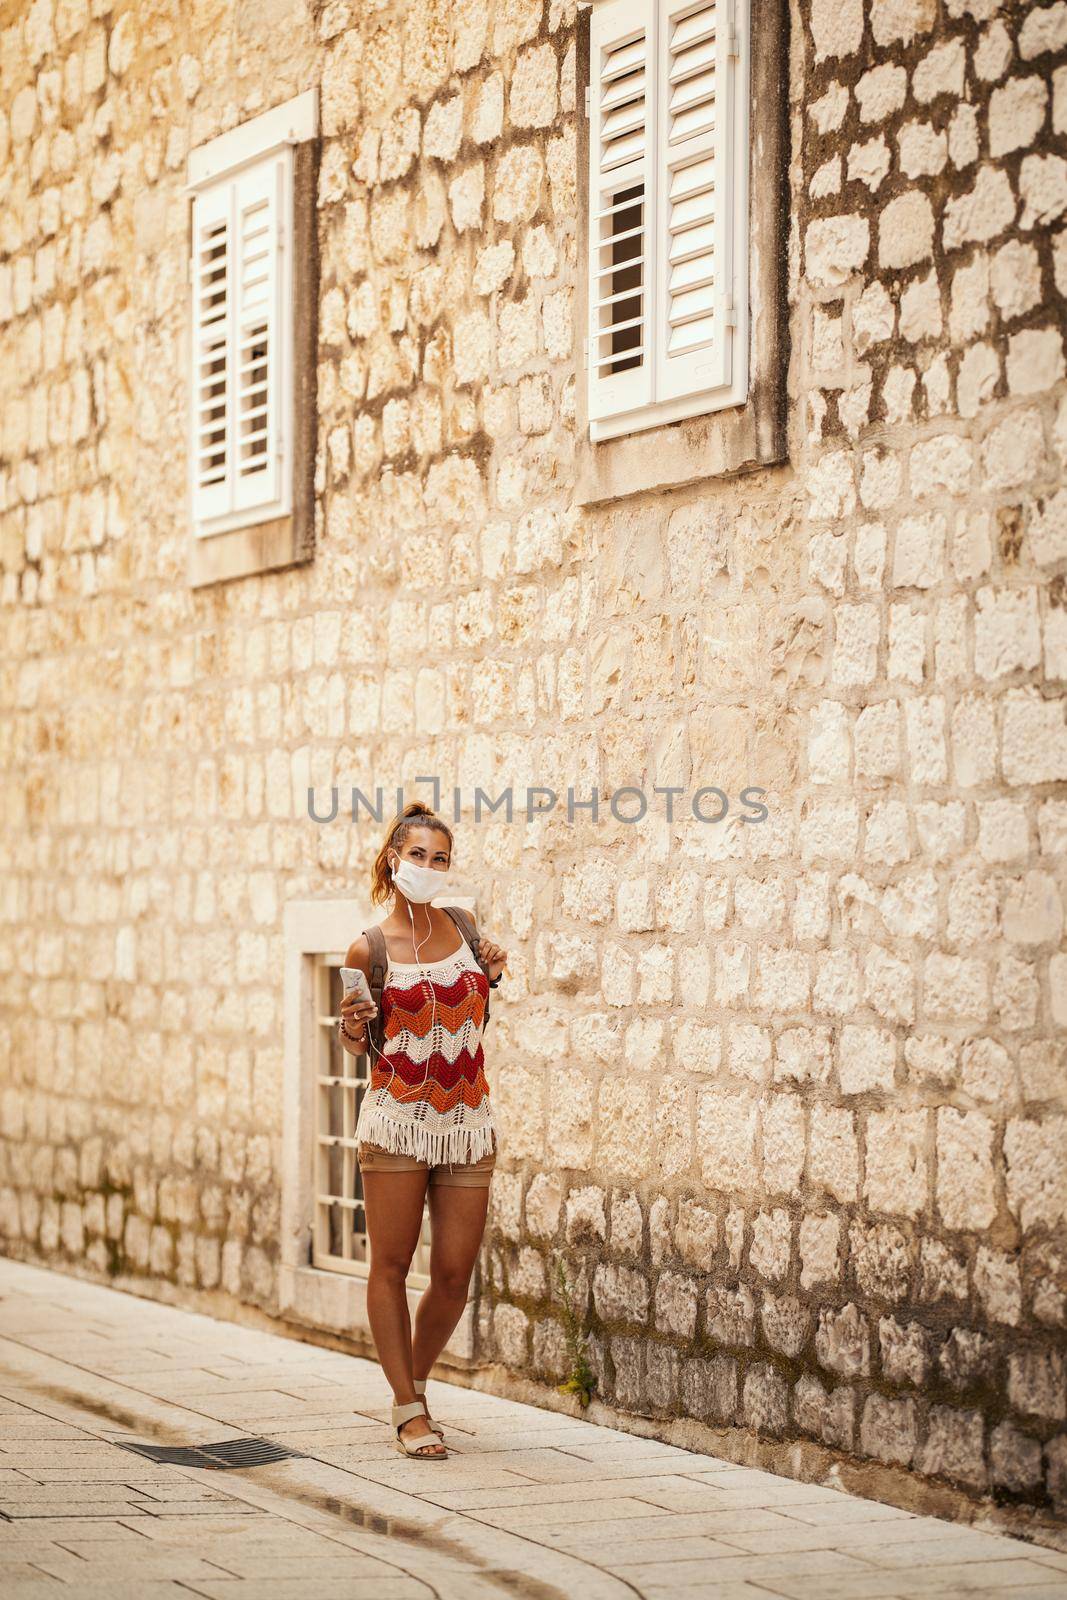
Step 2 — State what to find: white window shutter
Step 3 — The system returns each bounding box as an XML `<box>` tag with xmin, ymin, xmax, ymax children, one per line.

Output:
<box><xmin>189</xmin><ymin>149</ymin><xmax>292</xmax><ymax>536</ymax></box>
<box><xmin>191</xmin><ymin>180</ymin><xmax>233</xmax><ymax>526</ymax></box>
<box><xmin>232</xmin><ymin>156</ymin><xmax>285</xmax><ymax>516</ymax></box>
<box><xmin>655</xmin><ymin>0</ymin><xmax>740</xmax><ymax>403</ymax></box>
<box><xmin>588</xmin><ymin>0</ymin><xmax>655</xmax><ymax>426</ymax></box>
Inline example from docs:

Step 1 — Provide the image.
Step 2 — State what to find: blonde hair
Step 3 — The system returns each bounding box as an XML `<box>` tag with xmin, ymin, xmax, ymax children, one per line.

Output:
<box><xmin>370</xmin><ymin>802</ymin><xmax>454</xmax><ymax>906</ymax></box>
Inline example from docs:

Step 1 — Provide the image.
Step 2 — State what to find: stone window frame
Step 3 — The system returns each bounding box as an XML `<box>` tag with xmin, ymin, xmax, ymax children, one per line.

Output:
<box><xmin>186</xmin><ymin>92</ymin><xmax>320</xmax><ymax>589</ymax></box>
<box><xmin>279</xmin><ymin>897</ymin><xmax>478</xmax><ymax>1364</ymax></box>
<box><xmin>574</xmin><ymin>0</ymin><xmax>789</xmax><ymax>505</ymax></box>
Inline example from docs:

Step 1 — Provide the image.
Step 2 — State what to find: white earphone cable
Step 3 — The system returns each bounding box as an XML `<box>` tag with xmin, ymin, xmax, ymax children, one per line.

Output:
<box><xmin>374</xmin><ymin>853</ymin><xmax>439</xmax><ymax>1105</ymax></box>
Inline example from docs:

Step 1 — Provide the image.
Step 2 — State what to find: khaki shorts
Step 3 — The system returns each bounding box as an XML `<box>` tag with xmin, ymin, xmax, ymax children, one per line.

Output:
<box><xmin>357</xmin><ymin>1141</ymin><xmax>496</xmax><ymax>1188</ymax></box>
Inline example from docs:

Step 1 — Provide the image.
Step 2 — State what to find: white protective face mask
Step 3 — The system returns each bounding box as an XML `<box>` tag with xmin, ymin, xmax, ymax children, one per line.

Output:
<box><xmin>389</xmin><ymin>852</ymin><xmax>444</xmax><ymax>904</ymax></box>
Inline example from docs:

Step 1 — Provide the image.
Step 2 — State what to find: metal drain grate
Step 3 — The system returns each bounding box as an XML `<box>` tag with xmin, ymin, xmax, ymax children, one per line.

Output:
<box><xmin>113</xmin><ymin>1436</ymin><xmax>304</xmax><ymax>1470</ymax></box>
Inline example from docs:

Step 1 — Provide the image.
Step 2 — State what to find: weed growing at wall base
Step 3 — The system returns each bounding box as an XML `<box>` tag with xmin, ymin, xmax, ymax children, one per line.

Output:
<box><xmin>556</xmin><ymin>1259</ymin><xmax>597</xmax><ymax>1409</ymax></box>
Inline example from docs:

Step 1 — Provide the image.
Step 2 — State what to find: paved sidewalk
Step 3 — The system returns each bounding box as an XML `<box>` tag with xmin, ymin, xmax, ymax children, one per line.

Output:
<box><xmin>0</xmin><ymin>1259</ymin><xmax>1065</xmax><ymax>1599</ymax></box>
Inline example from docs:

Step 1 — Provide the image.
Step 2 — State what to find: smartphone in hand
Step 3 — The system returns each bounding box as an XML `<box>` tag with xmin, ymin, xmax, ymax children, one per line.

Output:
<box><xmin>340</xmin><ymin>967</ymin><xmax>372</xmax><ymax>1003</ymax></box>
<box><xmin>338</xmin><ymin>967</ymin><xmax>377</xmax><ymax>1054</ymax></box>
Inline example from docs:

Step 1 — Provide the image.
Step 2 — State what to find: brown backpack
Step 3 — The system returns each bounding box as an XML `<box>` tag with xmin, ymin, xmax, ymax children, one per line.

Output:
<box><xmin>361</xmin><ymin>905</ymin><xmax>495</xmax><ymax>1060</ymax></box>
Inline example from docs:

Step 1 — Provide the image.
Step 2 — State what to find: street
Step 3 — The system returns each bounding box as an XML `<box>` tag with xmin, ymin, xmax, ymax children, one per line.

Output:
<box><xmin>0</xmin><ymin>1257</ymin><xmax>1065</xmax><ymax>1599</ymax></box>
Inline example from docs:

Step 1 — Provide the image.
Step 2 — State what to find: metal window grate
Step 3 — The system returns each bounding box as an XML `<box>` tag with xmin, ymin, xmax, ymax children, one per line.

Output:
<box><xmin>113</xmin><ymin>1436</ymin><xmax>304</xmax><ymax>1469</ymax></box>
<box><xmin>314</xmin><ymin>958</ymin><xmax>432</xmax><ymax>1284</ymax></box>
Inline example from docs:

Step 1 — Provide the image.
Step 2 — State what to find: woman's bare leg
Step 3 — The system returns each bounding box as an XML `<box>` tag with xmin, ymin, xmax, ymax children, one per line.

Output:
<box><xmin>362</xmin><ymin>1168</ymin><xmax>444</xmax><ymax>1454</ymax></box>
<box><xmin>412</xmin><ymin>1182</ymin><xmax>491</xmax><ymax>1381</ymax></box>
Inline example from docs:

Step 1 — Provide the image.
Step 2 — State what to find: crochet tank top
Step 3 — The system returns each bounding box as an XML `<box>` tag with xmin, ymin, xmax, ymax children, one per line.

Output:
<box><xmin>354</xmin><ymin>930</ymin><xmax>497</xmax><ymax>1165</ymax></box>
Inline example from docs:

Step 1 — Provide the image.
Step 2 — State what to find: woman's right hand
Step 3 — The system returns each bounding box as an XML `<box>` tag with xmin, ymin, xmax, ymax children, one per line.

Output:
<box><xmin>339</xmin><ymin>991</ymin><xmax>378</xmax><ymax>1047</ymax></box>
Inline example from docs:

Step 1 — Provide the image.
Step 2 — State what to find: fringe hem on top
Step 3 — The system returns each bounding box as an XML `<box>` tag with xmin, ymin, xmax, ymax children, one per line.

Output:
<box><xmin>355</xmin><ymin>1100</ymin><xmax>497</xmax><ymax>1166</ymax></box>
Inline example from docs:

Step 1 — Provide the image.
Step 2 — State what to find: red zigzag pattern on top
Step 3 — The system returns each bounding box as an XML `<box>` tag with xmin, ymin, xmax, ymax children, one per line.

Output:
<box><xmin>371</xmin><ymin>966</ymin><xmax>491</xmax><ymax>1109</ymax></box>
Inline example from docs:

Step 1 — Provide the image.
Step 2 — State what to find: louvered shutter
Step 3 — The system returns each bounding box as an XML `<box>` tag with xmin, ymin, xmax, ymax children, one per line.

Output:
<box><xmin>655</xmin><ymin>0</ymin><xmax>736</xmax><ymax>401</ymax></box>
<box><xmin>232</xmin><ymin>157</ymin><xmax>285</xmax><ymax>516</ymax></box>
<box><xmin>189</xmin><ymin>151</ymin><xmax>291</xmax><ymax>535</ymax></box>
<box><xmin>587</xmin><ymin>0</ymin><xmax>655</xmax><ymax>425</ymax></box>
<box><xmin>191</xmin><ymin>181</ymin><xmax>233</xmax><ymax>525</ymax></box>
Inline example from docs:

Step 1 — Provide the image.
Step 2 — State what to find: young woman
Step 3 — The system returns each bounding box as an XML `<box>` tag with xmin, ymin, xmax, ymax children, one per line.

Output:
<box><xmin>338</xmin><ymin>802</ymin><xmax>507</xmax><ymax>1460</ymax></box>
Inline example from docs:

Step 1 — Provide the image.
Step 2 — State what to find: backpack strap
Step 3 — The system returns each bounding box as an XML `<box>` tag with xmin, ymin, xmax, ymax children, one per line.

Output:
<box><xmin>442</xmin><ymin>905</ymin><xmax>493</xmax><ymax>1031</ymax></box>
<box><xmin>361</xmin><ymin>925</ymin><xmax>389</xmax><ymax>1058</ymax></box>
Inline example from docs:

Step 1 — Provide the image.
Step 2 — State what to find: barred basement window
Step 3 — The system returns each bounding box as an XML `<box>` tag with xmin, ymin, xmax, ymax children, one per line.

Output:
<box><xmin>281</xmin><ymin>899</ymin><xmax>482</xmax><ymax>1356</ymax></box>
<box><xmin>316</xmin><ymin>957</ymin><xmax>432</xmax><ymax>1285</ymax></box>
<box><xmin>586</xmin><ymin>0</ymin><xmax>751</xmax><ymax>440</ymax></box>
<box><xmin>186</xmin><ymin>89</ymin><xmax>318</xmax><ymax>565</ymax></box>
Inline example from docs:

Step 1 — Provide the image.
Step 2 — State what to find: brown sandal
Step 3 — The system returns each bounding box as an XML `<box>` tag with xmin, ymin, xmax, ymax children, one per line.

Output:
<box><xmin>413</xmin><ymin>1378</ymin><xmax>445</xmax><ymax>1440</ymax></box>
<box><xmin>391</xmin><ymin>1400</ymin><xmax>448</xmax><ymax>1459</ymax></box>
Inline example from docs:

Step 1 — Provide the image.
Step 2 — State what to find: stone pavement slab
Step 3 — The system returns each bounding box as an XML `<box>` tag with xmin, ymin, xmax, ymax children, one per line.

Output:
<box><xmin>0</xmin><ymin>1257</ymin><xmax>1065</xmax><ymax>1600</ymax></box>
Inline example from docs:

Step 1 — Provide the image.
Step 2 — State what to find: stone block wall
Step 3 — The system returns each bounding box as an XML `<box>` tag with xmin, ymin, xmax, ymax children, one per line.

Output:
<box><xmin>0</xmin><ymin>0</ymin><xmax>1065</xmax><ymax>1536</ymax></box>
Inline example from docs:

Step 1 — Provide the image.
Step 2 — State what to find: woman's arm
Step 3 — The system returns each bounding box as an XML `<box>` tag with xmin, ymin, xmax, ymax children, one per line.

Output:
<box><xmin>338</xmin><ymin>934</ymin><xmax>377</xmax><ymax>1055</ymax></box>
